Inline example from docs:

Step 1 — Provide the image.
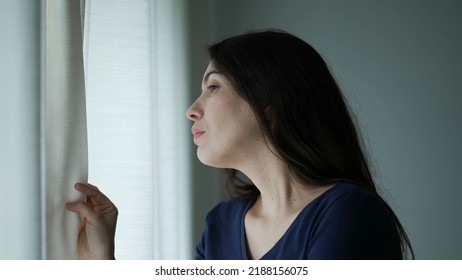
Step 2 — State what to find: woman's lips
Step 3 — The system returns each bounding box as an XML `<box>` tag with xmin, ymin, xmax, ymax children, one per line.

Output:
<box><xmin>191</xmin><ymin>128</ymin><xmax>205</xmax><ymax>141</ymax></box>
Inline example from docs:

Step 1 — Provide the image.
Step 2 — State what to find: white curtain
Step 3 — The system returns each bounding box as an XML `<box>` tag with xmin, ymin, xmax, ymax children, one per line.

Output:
<box><xmin>1</xmin><ymin>0</ymin><xmax>190</xmax><ymax>259</ymax></box>
<box><xmin>42</xmin><ymin>0</ymin><xmax>88</xmax><ymax>260</ymax></box>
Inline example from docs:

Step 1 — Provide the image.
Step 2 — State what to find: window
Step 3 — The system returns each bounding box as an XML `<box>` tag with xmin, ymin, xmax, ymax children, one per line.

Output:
<box><xmin>83</xmin><ymin>0</ymin><xmax>191</xmax><ymax>259</ymax></box>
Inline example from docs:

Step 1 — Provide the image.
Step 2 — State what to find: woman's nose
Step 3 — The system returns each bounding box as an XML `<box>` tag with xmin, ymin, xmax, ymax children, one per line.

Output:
<box><xmin>186</xmin><ymin>98</ymin><xmax>203</xmax><ymax>121</ymax></box>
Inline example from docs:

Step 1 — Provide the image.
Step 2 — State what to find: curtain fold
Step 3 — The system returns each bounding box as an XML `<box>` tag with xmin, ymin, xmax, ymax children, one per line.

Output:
<box><xmin>42</xmin><ymin>0</ymin><xmax>87</xmax><ymax>259</ymax></box>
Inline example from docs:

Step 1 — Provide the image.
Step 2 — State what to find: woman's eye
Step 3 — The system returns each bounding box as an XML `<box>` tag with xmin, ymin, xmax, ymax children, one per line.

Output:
<box><xmin>207</xmin><ymin>85</ymin><xmax>219</xmax><ymax>92</ymax></box>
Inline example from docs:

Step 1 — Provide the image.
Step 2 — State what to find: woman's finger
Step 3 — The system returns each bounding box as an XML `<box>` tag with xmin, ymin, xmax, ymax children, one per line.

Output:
<box><xmin>66</xmin><ymin>201</ymin><xmax>98</xmax><ymax>222</ymax></box>
<box><xmin>74</xmin><ymin>183</ymin><xmax>113</xmax><ymax>207</ymax></box>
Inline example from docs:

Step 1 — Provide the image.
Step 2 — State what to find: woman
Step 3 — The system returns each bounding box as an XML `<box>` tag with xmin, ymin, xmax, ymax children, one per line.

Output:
<box><xmin>67</xmin><ymin>30</ymin><xmax>413</xmax><ymax>259</ymax></box>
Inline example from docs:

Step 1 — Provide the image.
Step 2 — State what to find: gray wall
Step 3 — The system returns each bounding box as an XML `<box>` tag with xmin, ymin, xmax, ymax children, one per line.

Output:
<box><xmin>188</xmin><ymin>0</ymin><xmax>462</xmax><ymax>259</ymax></box>
<box><xmin>0</xmin><ymin>0</ymin><xmax>41</xmax><ymax>259</ymax></box>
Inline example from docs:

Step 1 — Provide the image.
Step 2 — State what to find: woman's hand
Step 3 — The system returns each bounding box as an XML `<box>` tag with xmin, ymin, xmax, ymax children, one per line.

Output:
<box><xmin>66</xmin><ymin>183</ymin><xmax>118</xmax><ymax>260</ymax></box>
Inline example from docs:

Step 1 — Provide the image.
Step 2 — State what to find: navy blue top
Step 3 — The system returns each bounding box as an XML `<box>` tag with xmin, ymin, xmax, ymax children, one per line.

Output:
<box><xmin>195</xmin><ymin>183</ymin><xmax>401</xmax><ymax>260</ymax></box>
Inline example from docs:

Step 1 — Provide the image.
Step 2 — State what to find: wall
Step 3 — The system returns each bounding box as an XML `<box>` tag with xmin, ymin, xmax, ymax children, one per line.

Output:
<box><xmin>188</xmin><ymin>0</ymin><xmax>462</xmax><ymax>259</ymax></box>
<box><xmin>0</xmin><ymin>0</ymin><xmax>41</xmax><ymax>259</ymax></box>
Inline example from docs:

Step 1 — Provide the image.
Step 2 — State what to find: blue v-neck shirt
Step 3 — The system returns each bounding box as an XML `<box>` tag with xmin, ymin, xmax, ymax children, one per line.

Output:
<box><xmin>195</xmin><ymin>183</ymin><xmax>401</xmax><ymax>259</ymax></box>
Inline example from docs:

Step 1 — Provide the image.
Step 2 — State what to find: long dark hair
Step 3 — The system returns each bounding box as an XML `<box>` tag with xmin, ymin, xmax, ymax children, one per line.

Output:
<box><xmin>207</xmin><ymin>29</ymin><xmax>414</xmax><ymax>259</ymax></box>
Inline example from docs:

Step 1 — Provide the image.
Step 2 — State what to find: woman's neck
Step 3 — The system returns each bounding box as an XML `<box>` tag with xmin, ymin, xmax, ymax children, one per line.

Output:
<box><xmin>238</xmin><ymin>152</ymin><xmax>332</xmax><ymax>219</ymax></box>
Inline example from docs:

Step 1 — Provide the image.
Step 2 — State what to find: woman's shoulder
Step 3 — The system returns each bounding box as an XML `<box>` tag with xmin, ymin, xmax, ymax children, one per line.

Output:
<box><xmin>305</xmin><ymin>182</ymin><xmax>395</xmax><ymax>226</ymax></box>
<box><xmin>315</xmin><ymin>183</ymin><xmax>385</xmax><ymax>208</ymax></box>
<box><xmin>309</xmin><ymin>182</ymin><xmax>395</xmax><ymax>228</ymax></box>
<box><xmin>305</xmin><ymin>183</ymin><xmax>401</xmax><ymax>259</ymax></box>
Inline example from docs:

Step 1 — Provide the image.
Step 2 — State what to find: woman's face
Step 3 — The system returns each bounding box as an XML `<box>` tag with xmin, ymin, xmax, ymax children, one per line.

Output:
<box><xmin>186</xmin><ymin>62</ymin><xmax>265</xmax><ymax>168</ymax></box>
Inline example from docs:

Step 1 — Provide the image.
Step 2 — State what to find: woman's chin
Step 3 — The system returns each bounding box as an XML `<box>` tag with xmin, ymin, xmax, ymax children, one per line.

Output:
<box><xmin>197</xmin><ymin>150</ymin><xmax>228</xmax><ymax>168</ymax></box>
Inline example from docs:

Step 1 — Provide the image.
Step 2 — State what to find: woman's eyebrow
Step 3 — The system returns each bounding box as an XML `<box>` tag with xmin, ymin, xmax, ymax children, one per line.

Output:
<box><xmin>202</xmin><ymin>70</ymin><xmax>223</xmax><ymax>84</ymax></box>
